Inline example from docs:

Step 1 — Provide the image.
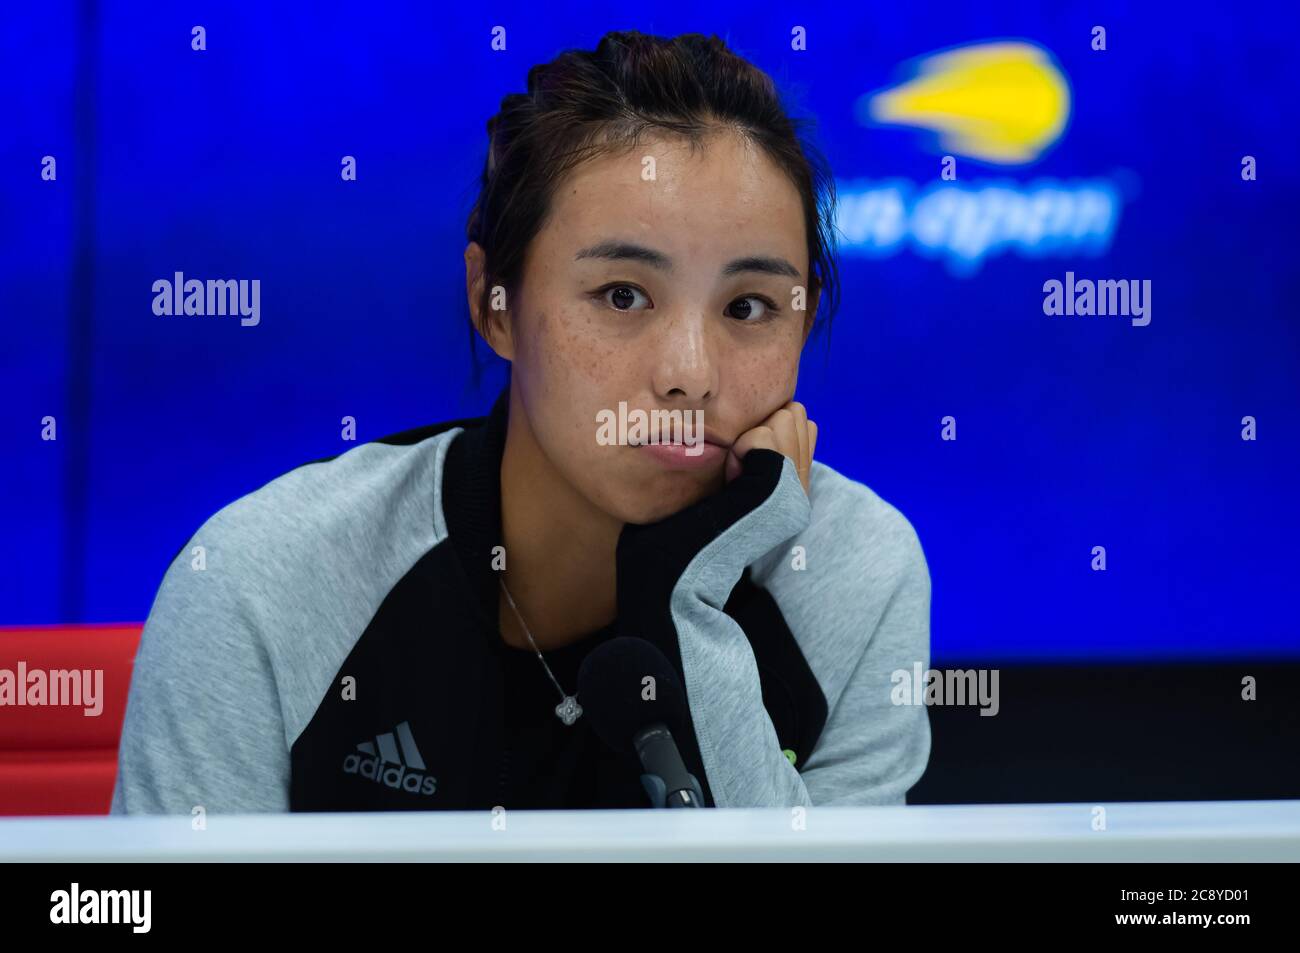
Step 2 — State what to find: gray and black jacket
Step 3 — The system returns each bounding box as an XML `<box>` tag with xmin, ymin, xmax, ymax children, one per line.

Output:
<box><xmin>110</xmin><ymin>385</ymin><xmax>931</xmax><ymax>813</ymax></box>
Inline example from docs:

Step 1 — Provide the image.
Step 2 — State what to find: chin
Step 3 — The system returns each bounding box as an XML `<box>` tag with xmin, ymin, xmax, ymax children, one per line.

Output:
<box><xmin>609</xmin><ymin>480</ymin><xmax>715</xmax><ymax>526</ymax></box>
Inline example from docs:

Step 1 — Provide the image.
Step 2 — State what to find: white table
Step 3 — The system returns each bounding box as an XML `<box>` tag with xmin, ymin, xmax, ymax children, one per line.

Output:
<box><xmin>1</xmin><ymin>800</ymin><xmax>1296</xmax><ymax>861</ymax></box>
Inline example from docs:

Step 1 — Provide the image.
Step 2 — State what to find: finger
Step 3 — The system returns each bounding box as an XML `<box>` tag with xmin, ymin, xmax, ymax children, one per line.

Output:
<box><xmin>731</xmin><ymin>425</ymin><xmax>777</xmax><ymax>462</ymax></box>
<box><xmin>808</xmin><ymin>419</ymin><xmax>818</xmax><ymax>461</ymax></box>
<box><xmin>788</xmin><ymin>401</ymin><xmax>810</xmax><ymax>485</ymax></box>
<box><xmin>767</xmin><ymin>407</ymin><xmax>800</xmax><ymax>464</ymax></box>
<box><xmin>725</xmin><ymin>449</ymin><xmax>743</xmax><ymax>484</ymax></box>
<box><xmin>765</xmin><ymin>407</ymin><xmax>808</xmax><ymax>491</ymax></box>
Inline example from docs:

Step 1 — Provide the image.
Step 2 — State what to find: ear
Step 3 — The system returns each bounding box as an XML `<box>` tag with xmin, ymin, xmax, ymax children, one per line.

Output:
<box><xmin>465</xmin><ymin>241</ymin><xmax>515</xmax><ymax>361</ymax></box>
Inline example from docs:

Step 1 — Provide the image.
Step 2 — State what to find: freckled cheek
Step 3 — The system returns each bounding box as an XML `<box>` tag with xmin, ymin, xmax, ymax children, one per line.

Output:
<box><xmin>550</xmin><ymin>312</ymin><xmax>630</xmax><ymax>392</ymax></box>
<box><xmin>732</xmin><ymin>344</ymin><xmax>801</xmax><ymax>420</ymax></box>
<box><xmin>532</xmin><ymin>309</ymin><xmax>625</xmax><ymax>456</ymax></box>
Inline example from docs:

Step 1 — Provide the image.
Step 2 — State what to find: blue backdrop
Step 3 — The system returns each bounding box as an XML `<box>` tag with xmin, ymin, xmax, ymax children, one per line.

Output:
<box><xmin>4</xmin><ymin>1</ymin><xmax>1297</xmax><ymax>662</ymax></box>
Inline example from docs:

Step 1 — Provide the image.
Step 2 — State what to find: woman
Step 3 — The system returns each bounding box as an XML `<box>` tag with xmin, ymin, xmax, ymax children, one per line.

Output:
<box><xmin>111</xmin><ymin>31</ymin><xmax>931</xmax><ymax>814</ymax></box>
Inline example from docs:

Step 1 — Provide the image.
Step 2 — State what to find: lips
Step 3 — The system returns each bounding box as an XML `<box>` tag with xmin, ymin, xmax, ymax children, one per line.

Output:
<box><xmin>630</xmin><ymin>436</ymin><xmax>724</xmax><ymax>449</ymax></box>
<box><xmin>628</xmin><ymin>428</ymin><xmax>731</xmax><ymax>449</ymax></box>
<box><xmin>636</xmin><ymin>440</ymin><xmax>726</xmax><ymax>470</ymax></box>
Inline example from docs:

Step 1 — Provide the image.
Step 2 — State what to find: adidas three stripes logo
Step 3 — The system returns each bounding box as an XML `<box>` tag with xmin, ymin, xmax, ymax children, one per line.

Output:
<box><xmin>341</xmin><ymin>720</ymin><xmax>438</xmax><ymax>796</ymax></box>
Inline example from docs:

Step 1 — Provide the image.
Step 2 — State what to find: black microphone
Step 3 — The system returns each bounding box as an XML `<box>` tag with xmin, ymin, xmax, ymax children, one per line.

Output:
<box><xmin>577</xmin><ymin>637</ymin><xmax>704</xmax><ymax>808</ymax></box>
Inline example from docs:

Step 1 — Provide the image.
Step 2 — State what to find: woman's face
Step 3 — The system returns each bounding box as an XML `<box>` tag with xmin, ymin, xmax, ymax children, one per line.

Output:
<box><xmin>479</xmin><ymin>127</ymin><xmax>815</xmax><ymax>524</ymax></box>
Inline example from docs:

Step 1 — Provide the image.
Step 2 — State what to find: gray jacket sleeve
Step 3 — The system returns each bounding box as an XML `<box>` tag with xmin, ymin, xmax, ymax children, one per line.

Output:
<box><xmin>674</xmin><ymin>455</ymin><xmax>932</xmax><ymax>808</ymax></box>
<box><xmin>110</xmin><ymin>529</ymin><xmax>291</xmax><ymax>815</ymax></box>
<box><xmin>795</xmin><ymin>517</ymin><xmax>932</xmax><ymax>806</ymax></box>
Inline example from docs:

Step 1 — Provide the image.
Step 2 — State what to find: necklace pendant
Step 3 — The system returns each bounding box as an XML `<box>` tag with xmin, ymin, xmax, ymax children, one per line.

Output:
<box><xmin>555</xmin><ymin>695</ymin><xmax>583</xmax><ymax>726</ymax></box>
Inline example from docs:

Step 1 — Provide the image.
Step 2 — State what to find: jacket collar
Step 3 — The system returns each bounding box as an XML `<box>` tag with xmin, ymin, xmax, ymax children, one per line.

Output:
<box><xmin>440</xmin><ymin>381</ymin><xmax>512</xmax><ymax>634</ymax></box>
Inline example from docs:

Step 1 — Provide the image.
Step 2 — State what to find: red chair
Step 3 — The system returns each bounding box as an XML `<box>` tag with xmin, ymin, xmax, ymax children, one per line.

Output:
<box><xmin>0</xmin><ymin>623</ymin><xmax>142</xmax><ymax>816</ymax></box>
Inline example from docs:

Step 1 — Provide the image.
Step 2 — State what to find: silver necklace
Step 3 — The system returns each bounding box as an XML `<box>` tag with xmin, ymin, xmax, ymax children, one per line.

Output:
<box><xmin>499</xmin><ymin>577</ymin><xmax>584</xmax><ymax>726</ymax></box>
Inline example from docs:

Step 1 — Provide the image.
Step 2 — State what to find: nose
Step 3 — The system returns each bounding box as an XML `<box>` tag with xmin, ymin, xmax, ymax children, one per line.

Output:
<box><xmin>650</xmin><ymin>307</ymin><xmax>717</xmax><ymax>404</ymax></box>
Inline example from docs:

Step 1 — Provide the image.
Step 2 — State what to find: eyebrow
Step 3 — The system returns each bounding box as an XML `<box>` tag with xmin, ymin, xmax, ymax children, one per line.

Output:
<box><xmin>574</xmin><ymin>240</ymin><xmax>801</xmax><ymax>279</ymax></box>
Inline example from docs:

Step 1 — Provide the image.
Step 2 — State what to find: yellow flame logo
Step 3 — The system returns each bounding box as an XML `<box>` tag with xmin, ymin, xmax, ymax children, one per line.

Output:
<box><xmin>863</xmin><ymin>41</ymin><xmax>1071</xmax><ymax>164</ymax></box>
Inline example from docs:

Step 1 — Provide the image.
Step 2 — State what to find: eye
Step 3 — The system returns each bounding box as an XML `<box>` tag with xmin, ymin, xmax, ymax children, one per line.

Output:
<box><xmin>598</xmin><ymin>284</ymin><xmax>652</xmax><ymax>312</ymax></box>
<box><xmin>726</xmin><ymin>295</ymin><xmax>779</xmax><ymax>322</ymax></box>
